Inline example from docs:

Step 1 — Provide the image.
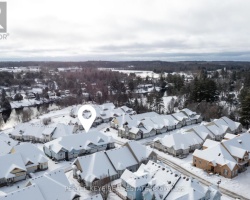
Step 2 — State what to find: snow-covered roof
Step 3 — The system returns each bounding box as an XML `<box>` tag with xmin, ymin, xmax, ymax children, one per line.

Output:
<box><xmin>73</xmin><ymin>151</ymin><xmax>118</xmax><ymax>182</ymax></box>
<box><xmin>126</xmin><ymin>141</ymin><xmax>154</xmax><ymax>162</ymax></box>
<box><xmin>12</xmin><ymin>143</ymin><xmax>48</xmax><ymax>166</ymax></box>
<box><xmin>157</xmin><ymin>133</ymin><xmax>191</xmax><ymax>150</ymax></box>
<box><xmin>172</xmin><ymin>112</ymin><xmax>189</xmax><ymax>122</ymax></box>
<box><xmin>166</xmin><ymin>177</ymin><xmax>213</xmax><ymax>200</ymax></box>
<box><xmin>182</xmin><ymin>131</ymin><xmax>203</xmax><ymax>146</ymax></box>
<box><xmin>0</xmin><ymin>153</ymin><xmax>27</xmax><ymax>179</ymax></box>
<box><xmin>180</xmin><ymin>108</ymin><xmax>197</xmax><ymax>116</ymax></box>
<box><xmin>205</xmin><ymin>123</ymin><xmax>228</xmax><ymax>136</ymax></box>
<box><xmin>221</xmin><ymin>117</ymin><xmax>242</xmax><ymax>132</ymax></box>
<box><xmin>224</xmin><ymin>133</ymin><xmax>238</xmax><ymax>140</ymax></box>
<box><xmin>193</xmin><ymin>143</ymin><xmax>237</xmax><ymax>170</ymax></box>
<box><xmin>187</xmin><ymin>125</ymin><xmax>215</xmax><ymax>140</ymax></box>
<box><xmin>0</xmin><ymin>184</ymin><xmax>45</xmax><ymax>200</ymax></box>
<box><xmin>11</xmin><ymin>123</ymin><xmax>75</xmax><ymax>140</ymax></box>
<box><xmin>26</xmin><ymin>170</ymin><xmax>80</xmax><ymax>200</ymax></box>
<box><xmin>44</xmin><ymin>131</ymin><xmax>113</xmax><ymax>153</ymax></box>
<box><xmin>222</xmin><ymin>132</ymin><xmax>250</xmax><ymax>159</ymax></box>
<box><xmin>203</xmin><ymin>139</ymin><xmax>219</xmax><ymax>148</ymax></box>
<box><xmin>73</xmin><ymin>141</ymin><xmax>153</xmax><ymax>182</ymax></box>
<box><xmin>0</xmin><ymin>133</ymin><xmax>18</xmax><ymax>156</ymax></box>
<box><xmin>106</xmin><ymin>146</ymin><xmax>138</xmax><ymax>171</ymax></box>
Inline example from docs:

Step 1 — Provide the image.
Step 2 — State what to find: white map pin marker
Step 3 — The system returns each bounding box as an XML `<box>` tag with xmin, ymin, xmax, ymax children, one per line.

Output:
<box><xmin>77</xmin><ymin>105</ymin><xmax>97</xmax><ymax>133</ymax></box>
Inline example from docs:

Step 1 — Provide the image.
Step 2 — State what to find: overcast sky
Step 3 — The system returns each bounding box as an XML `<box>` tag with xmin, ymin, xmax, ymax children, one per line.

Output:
<box><xmin>2</xmin><ymin>0</ymin><xmax>250</xmax><ymax>61</ymax></box>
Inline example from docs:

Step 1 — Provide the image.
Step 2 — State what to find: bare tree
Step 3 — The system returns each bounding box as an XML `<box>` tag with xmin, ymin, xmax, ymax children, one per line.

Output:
<box><xmin>42</xmin><ymin>117</ymin><xmax>51</xmax><ymax>125</ymax></box>
<box><xmin>21</xmin><ymin>109</ymin><xmax>33</xmax><ymax>122</ymax></box>
<box><xmin>0</xmin><ymin>114</ymin><xmax>3</xmax><ymax>130</ymax></box>
<box><xmin>94</xmin><ymin>174</ymin><xmax>112</xmax><ymax>200</ymax></box>
<box><xmin>167</xmin><ymin>97</ymin><xmax>175</xmax><ymax>114</ymax></box>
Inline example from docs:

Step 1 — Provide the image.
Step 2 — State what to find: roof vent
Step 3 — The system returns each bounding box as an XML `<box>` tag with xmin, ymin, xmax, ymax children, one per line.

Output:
<box><xmin>238</xmin><ymin>140</ymin><xmax>242</xmax><ymax>144</ymax></box>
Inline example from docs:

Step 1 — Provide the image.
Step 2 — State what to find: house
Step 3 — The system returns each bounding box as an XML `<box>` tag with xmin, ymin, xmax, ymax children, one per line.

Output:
<box><xmin>212</xmin><ymin>118</ymin><xmax>236</xmax><ymax>134</ymax></box>
<box><xmin>205</xmin><ymin>123</ymin><xmax>230</xmax><ymax>141</ymax></box>
<box><xmin>193</xmin><ymin>143</ymin><xmax>239</xmax><ymax>178</ymax></box>
<box><xmin>153</xmin><ymin>133</ymin><xmax>189</xmax><ymax>157</ymax></box>
<box><xmin>11</xmin><ymin>143</ymin><xmax>48</xmax><ymax>173</ymax></box>
<box><xmin>172</xmin><ymin>112</ymin><xmax>190</xmax><ymax>126</ymax></box>
<box><xmin>43</xmin><ymin>131</ymin><xmax>115</xmax><ymax>161</ymax></box>
<box><xmin>72</xmin><ymin>141</ymin><xmax>156</xmax><ymax>189</ymax></box>
<box><xmin>0</xmin><ymin>153</ymin><xmax>27</xmax><ymax>186</ymax></box>
<box><xmin>222</xmin><ymin>133</ymin><xmax>250</xmax><ymax>172</ymax></box>
<box><xmin>221</xmin><ymin>117</ymin><xmax>242</xmax><ymax>133</ymax></box>
<box><xmin>180</xmin><ymin>108</ymin><xmax>203</xmax><ymax>124</ymax></box>
<box><xmin>120</xmin><ymin>161</ymin><xmax>221</xmax><ymax>200</ymax></box>
<box><xmin>10</xmin><ymin>123</ymin><xmax>76</xmax><ymax>143</ymax></box>
<box><xmin>0</xmin><ymin>133</ymin><xmax>18</xmax><ymax>156</ymax></box>
<box><xmin>0</xmin><ymin>143</ymin><xmax>49</xmax><ymax>187</ymax></box>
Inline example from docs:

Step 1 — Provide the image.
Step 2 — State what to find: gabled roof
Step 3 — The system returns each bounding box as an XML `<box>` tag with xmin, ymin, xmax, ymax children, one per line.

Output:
<box><xmin>44</xmin><ymin>131</ymin><xmax>113</xmax><ymax>153</ymax></box>
<box><xmin>171</xmin><ymin>112</ymin><xmax>189</xmax><ymax>121</ymax></box>
<box><xmin>0</xmin><ymin>153</ymin><xmax>27</xmax><ymax>179</ymax></box>
<box><xmin>12</xmin><ymin>143</ymin><xmax>48</xmax><ymax>165</ymax></box>
<box><xmin>221</xmin><ymin>117</ymin><xmax>242</xmax><ymax>131</ymax></box>
<box><xmin>73</xmin><ymin>141</ymin><xmax>153</xmax><ymax>182</ymax></box>
<box><xmin>205</xmin><ymin>123</ymin><xmax>228</xmax><ymax>136</ymax></box>
<box><xmin>180</xmin><ymin>108</ymin><xmax>197</xmax><ymax>116</ymax></box>
<box><xmin>106</xmin><ymin>146</ymin><xmax>138</xmax><ymax>171</ymax></box>
<box><xmin>193</xmin><ymin>143</ymin><xmax>237</xmax><ymax>170</ymax></box>
<box><xmin>11</xmin><ymin>123</ymin><xmax>75</xmax><ymax>139</ymax></box>
<box><xmin>73</xmin><ymin>151</ymin><xmax>117</xmax><ymax>182</ymax></box>
<box><xmin>26</xmin><ymin>170</ymin><xmax>79</xmax><ymax>200</ymax></box>
<box><xmin>126</xmin><ymin>141</ymin><xmax>154</xmax><ymax>162</ymax></box>
<box><xmin>188</xmin><ymin>125</ymin><xmax>215</xmax><ymax>140</ymax></box>
<box><xmin>156</xmin><ymin>133</ymin><xmax>191</xmax><ymax>150</ymax></box>
<box><xmin>222</xmin><ymin>132</ymin><xmax>250</xmax><ymax>159</ymax></box>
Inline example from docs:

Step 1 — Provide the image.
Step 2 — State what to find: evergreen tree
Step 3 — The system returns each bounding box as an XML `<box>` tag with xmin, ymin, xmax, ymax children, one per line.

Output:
<box><xmin>240</xmin><ymin>93</ymin><xmax>250</xmax><ymax>128</ymax></box>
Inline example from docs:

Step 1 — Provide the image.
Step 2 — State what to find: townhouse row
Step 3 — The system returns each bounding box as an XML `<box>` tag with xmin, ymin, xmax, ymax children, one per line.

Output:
<box><xmin>72</xmin><ymin>141</ymin><xmax>157</xmax><ymax>189</ymax></box>
<box><xmin>153</xmin><ymin>116</ymin><xmax>242</xmax><ymax>158</ymax></box>
<box><xmin>112</xmin><ymin>108</ymin><xmax>203</xmax><ymax>140</ymax></box>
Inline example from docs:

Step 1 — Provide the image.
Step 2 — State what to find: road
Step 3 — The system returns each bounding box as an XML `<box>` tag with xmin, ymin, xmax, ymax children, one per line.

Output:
<box><xmin>113</xmin><ymin>139</ymin><xmax>248</xmax><ymax>200</ymax></box>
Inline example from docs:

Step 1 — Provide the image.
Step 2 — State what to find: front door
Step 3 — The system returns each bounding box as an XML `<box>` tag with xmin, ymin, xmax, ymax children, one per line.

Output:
<box><xmin>65</xmin><ymin>152</ymin><xmax>69</xmax><ymax>161</ymax></box>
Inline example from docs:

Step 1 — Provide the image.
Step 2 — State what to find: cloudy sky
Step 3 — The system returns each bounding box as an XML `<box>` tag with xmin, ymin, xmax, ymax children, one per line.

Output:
<box><xmin>2</xmin><ymin>0</ymin><xmax>250</xmax><ymax>61</ymax></box>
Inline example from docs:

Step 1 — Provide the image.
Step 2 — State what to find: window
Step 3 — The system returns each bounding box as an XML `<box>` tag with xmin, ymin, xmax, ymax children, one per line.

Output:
<box><xmin>224</xmin><ymin>169</ymin><xmax>228</xmax><ymax>176</ymax></box>
<box><xmin>199</xmin><ymin>160</ymin><xmax>202</xmax><ymax>164</ymax></box>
